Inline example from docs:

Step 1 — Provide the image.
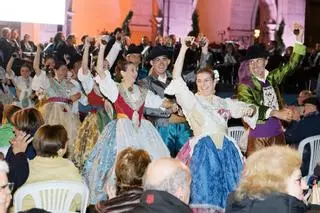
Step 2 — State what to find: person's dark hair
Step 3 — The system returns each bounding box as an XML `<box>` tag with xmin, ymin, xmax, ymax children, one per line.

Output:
<box><xmin>114</xmin><ymin>59</ymin><xmax>135</xmax><ymax>82</ymax></box>
<box><xmin>53</xmin><ymin>32</ymin><xmax>64</xmax><ymax>43</ymax></box>
<box><xmin>18</xmin><ymin>208</ymin><xmax>51</xmax><ymax>213</ymax></box>
<box><xmin>44</xmin><ymin>54</ymin><xmax>56</xmax><ymax>63</ymax></box>
<box><xmin>66</xmin><ymin>34</ymin><xmax>75</xmax><ymax>41</ymax></box>
<box><xmin>187</xmin><ymin>30</ymin><xmax>199</xmax><ymax>38</ymax></box>
<box><xmin>196</xmin><ymin>67</ymin><xmax>216</xmax><ymax>80</ymax></box>
<box><xmin>11</xmin><ymin>108</ymin><xmax>44</xmax><ymax>136</ymax></box>
<box><xmin>269</xmin><ymin>40</ymin><xmax>277</xmax><ymax>47</ymax></box>
<box><xmin>81</xmin><ymin>35</ymin><xmax>88</xmax><ymax>43</ymax></box>
<box><xmin>115</xmin><ymin>147</ymin><xmax>151</xmax><ymax>194</ymax></box>
<box><xmin>113</xmin><ymin>27</ymin><xmax>122</xmax><ymax>35</ymax></box>
<box><xmin>2</xmin><ymin>104</ymin><xmax>21</xmax><ymax>124</ymax></box>
<box><xmin>54</xmin><ymin>60</ymin><xmax>67</xmax><ymax>70</ymax></box>
<box><xmin>20</xmin><ymin>63</ymin><xmax>32</xmax><ymax>72</ymax></box>
<box><xmin>33</xmin><ymin>124</ymin><xmax>68</xmax><ymax>157</ymax></box>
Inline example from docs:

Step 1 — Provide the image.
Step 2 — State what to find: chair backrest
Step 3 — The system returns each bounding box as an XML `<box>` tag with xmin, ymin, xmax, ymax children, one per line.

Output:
<box><xmin>14</xmin><ymin>181</ymin><xmax>89</xmax><ymax>213</ymax></box>
<box><xmin>298</xmin><ymin>135</ymin><xmax>320</xmax><ymax>179</ymax></box>
<box><xmin>228</xmin><ymin>126</ymin><xmax>245</xmax><ymax>142</ymax></box>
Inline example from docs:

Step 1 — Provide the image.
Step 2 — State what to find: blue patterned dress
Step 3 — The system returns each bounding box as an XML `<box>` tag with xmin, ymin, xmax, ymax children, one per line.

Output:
<box><xmin>165</xmin><ymin>77</ymin><xmax>258</xmax><ymax>212</ymax></box>
<box><xmin>83</xmin><ymin>72</ymin><xmax>170</xmax><ymax>204</ymax></box>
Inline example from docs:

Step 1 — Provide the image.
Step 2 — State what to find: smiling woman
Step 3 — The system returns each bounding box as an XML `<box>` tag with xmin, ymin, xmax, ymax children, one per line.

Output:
<box><xmin>83</xmin><ymin>41</ymin><xmax>170</xmax><ymax>204</ymax></box>
<box><xmin>164</xmin><ymin>37</ymin><xmax>259</xmax><ymax>212</ymax></box>
<box><xmin>195</xmin><ymin>68</ymin><xmax>217</xmax><ymax>96</ymax></box>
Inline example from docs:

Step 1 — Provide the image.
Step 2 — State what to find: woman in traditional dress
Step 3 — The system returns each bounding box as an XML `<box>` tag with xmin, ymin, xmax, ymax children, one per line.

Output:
<box><xmin>31</xmin><ymin>44</ymin><xmax>81</xmax><ymax>157</ymax></box>
<box><xmin>83</xmin><ymin>41</ymin><xmax>170</xmax><ymax>204</ymax></box>
<box><xmin>164</xmin><ymin>37</ymin><xmax>259</xmax><ymax>212</ymax></box>
<box><xmin>73</xmin><ymin>37</ymin><xmax>118</xmax><ymax>169</ymax></box>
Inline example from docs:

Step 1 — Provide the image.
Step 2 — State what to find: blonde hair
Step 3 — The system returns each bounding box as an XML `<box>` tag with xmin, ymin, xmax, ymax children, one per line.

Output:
<box><xmin>235</xmin><ymin>146</ymin><xmax>301</xmax><ymax>200</ymax></box>
<box><xmin>1</xmin><ymin>104</ymin><xmax>21</xmax><ymax>124</ymax></box>
<box><xmin>115</xmin><ymin>147</ymin><xmax>151</xmax><ymax>192</ymax></box>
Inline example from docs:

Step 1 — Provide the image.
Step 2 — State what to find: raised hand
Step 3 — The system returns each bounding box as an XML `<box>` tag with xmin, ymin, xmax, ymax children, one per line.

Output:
<box><xmin>10</xmin><ymin>131</ymin><xmax>33</xmax><ymax>155</ymax></box>
<box><xmin>272</xmin><ymin>108</ymin><xmax>294</xmax><ymax>122</ymax></box>
<box><xmin>181</xmin><ymin>36</ymin><xmax>195</xmax><ymax>50</ymax></box>
<box><xmin>292</xmin><ymin>23</ymin><xmax>304</xmax><ymax>43</ymax></box>
<box><xmin>85</xmin><ymin>36</ymin><xmax>93</xmax><ymax>47</ymax></box>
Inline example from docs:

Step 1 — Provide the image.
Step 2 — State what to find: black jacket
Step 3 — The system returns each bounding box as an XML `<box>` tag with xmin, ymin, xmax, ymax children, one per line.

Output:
<box><xmin>0</xmin><ymin>37</ymin><xmax>14</xmax><ymax>66</ymax></box>
<box><xmin>226</xmin><ymin>192</ymin><xmax>308</xmax><ymax>213</ymax></box>
<box><xmin>94</xmin><ymin>187</ymin><xmax>143</xmax><ymax>213</ymax></box>
<box><xmin>128</xmin><ymin>190</ymin><xmax>192</xmax><ymax>213</ymax></box>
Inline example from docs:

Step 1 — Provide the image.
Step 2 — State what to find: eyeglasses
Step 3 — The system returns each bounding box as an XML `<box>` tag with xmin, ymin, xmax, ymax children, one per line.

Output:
<box><xmin>0</xmin><ymin>182</ymin><xmax>14</xmax><ymax>192</ymax></box>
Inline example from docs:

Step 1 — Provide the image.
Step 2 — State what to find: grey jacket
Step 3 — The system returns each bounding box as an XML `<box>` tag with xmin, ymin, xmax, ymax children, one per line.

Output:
<box><xmin>139</xmin><ymin>72</ymin><xmax>173</xmax><ymax>126</ymax></box>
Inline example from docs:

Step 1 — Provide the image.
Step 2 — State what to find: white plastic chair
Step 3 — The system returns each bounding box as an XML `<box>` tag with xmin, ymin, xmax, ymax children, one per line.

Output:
<box><xmin>14</xmin><ymin>181</ymin><xmax>89</xmax><ymax>213</ymax></box>
<box><xmin>228</xmin><ymin>126</ymin><xmax>245</xmax><ymax>143</ymax></box>
<box><xmin>298</xmin><ymin>135</ymin><xmax>320</xmax><ymax>179</ymax></box>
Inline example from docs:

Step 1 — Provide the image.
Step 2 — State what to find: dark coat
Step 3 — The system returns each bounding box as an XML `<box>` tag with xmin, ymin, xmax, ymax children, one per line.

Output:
<box><xmin>7</xmin><ymin>152</ymin><xmax>29</xmax><ymax>193</ymax></box>
<box><xmin>128</xmin><ymin>190</ymin><xmax>192</xmax><ymax>213</ymax></box>
<box><xmin>285</xmin><ymin>112</ymin><xmax>320</xmax><ymax>146</ymax></box>
<box><xmin>94</xmin><ymin>187</ymin><xmax>143</xmax><ymax>213</ymax></box>
<box><xmin>226</xmin><ymin>192</ymin><xmax>308</xmax><ymax>213</ymax></box>
<box><xmin>20</xmin><ymin>41</ymin><xmax>37</xmax><ymax>52</ymax></box>
<box><xmin>0</xmin><ymin>37</ymin><xmax>14</xmax><ymax>66</ymax></box>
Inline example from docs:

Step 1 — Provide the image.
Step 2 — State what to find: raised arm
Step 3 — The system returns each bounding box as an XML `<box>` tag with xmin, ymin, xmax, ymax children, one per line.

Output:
<box><xmin>172</xmin><ymin>37</ymin><xmax>193</xmax><ymax>79</ymax></box>
<box><xmin>96</xmin><ymin>42</ymin><xmax>118</xmax><ymax>102</ymax></box>
<box><xmin>105</xmin><ymin>40</ymin><xmax>122</xmax><ymax>68</ymax></box>
<box><xmin>199</xmin><ymin>37</ymin><xmax>211</xmax><ymax>69</ymax></box>
<box><xmin>33</xmin><ymin>44</ymin><xmax>41</xmax><ymax>75</ymax></box>
<box><xmin>269</xmin><ymin>24</ymin><xmax>306</xmax><ymax>84</ymax></box>
<box><xmin>81</xmin><ymin>38</ymin><xmax>91</xmax><ymax>75</ymax></box>
<box><xmin>96</xmin><ymin>43</ymin><xmax>107</xmax><ymax>79</ymax></box>
<box><xmin>5</xmin><ymin>56</ymin><xmax>15</xmax><ymax>77</ymax></box>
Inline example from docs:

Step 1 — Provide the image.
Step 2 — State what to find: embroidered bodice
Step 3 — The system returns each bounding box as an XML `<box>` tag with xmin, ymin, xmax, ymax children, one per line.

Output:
<box><xmin>114</xmin><ymin>85</ymin><xmax>147</xmax><ymax>126</ymax></box>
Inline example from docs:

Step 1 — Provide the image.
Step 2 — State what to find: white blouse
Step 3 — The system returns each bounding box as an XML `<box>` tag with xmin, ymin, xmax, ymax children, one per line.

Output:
<box><xmin>165</xmin><ymin>77</ymin><xmax>258</xmax><ymax>149</ymax></box>
<box><xmin>97</xmin><ymin>70</ymin><xmax>164</xmax><ymax>109</ymax></box>
<box><xmin>7</xmin><ymin>69</ymin><xmax>33</xmax><ymax>107</ymax></box>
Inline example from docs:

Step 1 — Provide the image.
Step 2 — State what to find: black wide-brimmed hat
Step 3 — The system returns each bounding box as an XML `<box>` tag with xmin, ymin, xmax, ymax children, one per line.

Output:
<box><xmin>147</xmin><ymin>46</ymin><xmax>172</xmax><ymax>61</ymax></box>
<box><xmin>244</xmin><ymin>44</ymin><xmax>269</xmax><ymax>60</ymax></box>
<box><xmin>126</xmin><ymin>44</ymin><xmax>143</xmax><ymax>55</ymax></box>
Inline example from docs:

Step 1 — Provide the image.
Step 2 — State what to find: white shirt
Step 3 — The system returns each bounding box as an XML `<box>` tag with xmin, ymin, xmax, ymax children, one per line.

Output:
<box><xmin>97</xmin><ymin>70</ymin><xmax>164</xmax><ymax>109</ymax></box>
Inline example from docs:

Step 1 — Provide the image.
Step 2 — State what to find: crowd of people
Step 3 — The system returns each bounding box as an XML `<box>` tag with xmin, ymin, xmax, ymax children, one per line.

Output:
<box><xmin>0</xmin><ymin>23</ymin><xmax>320</xmax><ymax>213</ymax></box>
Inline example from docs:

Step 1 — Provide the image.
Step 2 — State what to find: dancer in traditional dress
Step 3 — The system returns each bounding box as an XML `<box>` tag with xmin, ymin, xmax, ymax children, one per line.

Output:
<box><xmin>165</xmin><ymin>37</ymin><xmax>258</xmax><ymax>212</ymax></box>
<box><xmin>237</xmin><ymin>24</ymin><xmax>306</xmax><ymax>156</ymax></box>
<box><xmin>31</xmin><ymin>44</ymin><xmax>81</xmax><ymax>156</ymax></box>
<box><xmin>73</xmin><ymin>37</ymin><xmax>118</xmax><ymax>169</ymax></box>
<box><xmin>83</xmin><ymin>41</ymin><xmax>170</xmax><ymax>204</ymax></box>
<box><xmin>140</xmin><ymin>46</ymin><xmax>192</xmax><ymax>157</ymax></box>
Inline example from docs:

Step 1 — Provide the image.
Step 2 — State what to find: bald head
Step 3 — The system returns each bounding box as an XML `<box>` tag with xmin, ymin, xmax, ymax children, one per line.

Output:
<box><xmin>144</xmin><ymin>157</ymin><xmax>188</xmax><ymax>185</ymax></box>
<box><xmin>143</xmin><ymin>157</ymin><xmax>191</xmax><ymax>203</ymax></box>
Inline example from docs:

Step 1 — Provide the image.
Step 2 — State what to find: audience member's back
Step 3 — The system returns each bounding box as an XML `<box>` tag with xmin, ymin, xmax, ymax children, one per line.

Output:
<box><xmin>129</xmin><ymin>158</ymin><xmax>192</xmax><ymax>213</ymax></box>
<box><xmin>226</xmin><ymin>146</ymin><xmax>308</xmax><ymax>213</ymax></box>
<box><xmin>18</xmin><ymin>124</ymin><xmax>82</xmax><ymax>212</ymax></box>
<box><xmin>94</xmin><ymin>148</ymin><xmax>151</xmax><ymax>213</ymax></box>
